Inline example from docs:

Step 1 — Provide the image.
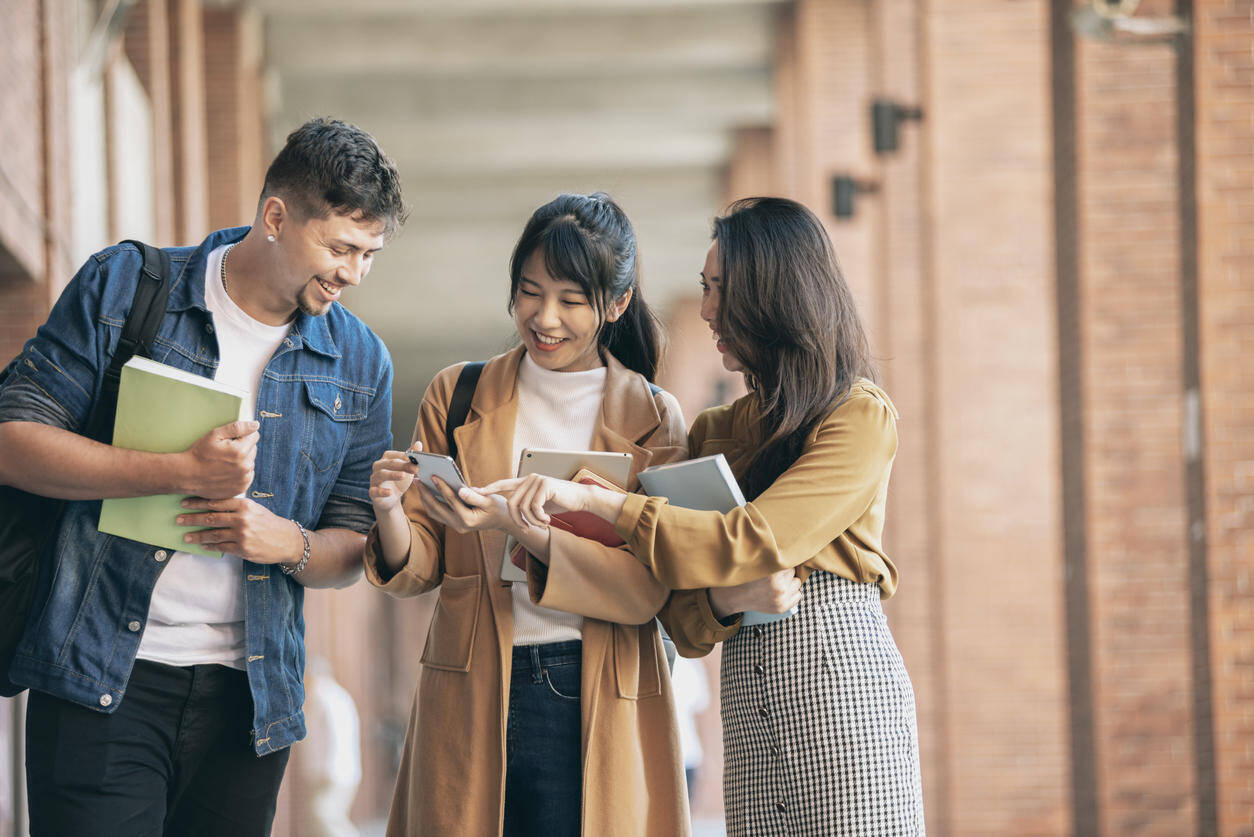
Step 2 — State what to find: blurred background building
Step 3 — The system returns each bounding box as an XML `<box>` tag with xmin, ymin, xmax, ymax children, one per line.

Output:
<box><xmin>0</xmin><ymin>0</ymin><xmax>1250</xmax><ymax>834</ymax></box>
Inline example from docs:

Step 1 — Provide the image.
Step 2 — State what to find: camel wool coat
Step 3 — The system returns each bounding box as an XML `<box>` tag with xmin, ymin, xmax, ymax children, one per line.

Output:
<box><xmin>364</xmin><ymin>347</ymin><xmax>692</xmax><ymax>837</ymax></box>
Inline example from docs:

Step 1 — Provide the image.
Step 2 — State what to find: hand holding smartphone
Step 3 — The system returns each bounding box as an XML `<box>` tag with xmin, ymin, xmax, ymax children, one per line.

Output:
<box><xmin>406</xmin><ymin>450</ymin><xmax>469</xmax><ymax>505</ymax></box>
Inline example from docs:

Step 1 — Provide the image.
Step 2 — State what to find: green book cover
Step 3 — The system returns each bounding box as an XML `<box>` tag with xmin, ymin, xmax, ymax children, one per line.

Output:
<box><xmin>98</xmin><ymin>356</ymin><xmax>249</xmax><ymax>557</ymax></box>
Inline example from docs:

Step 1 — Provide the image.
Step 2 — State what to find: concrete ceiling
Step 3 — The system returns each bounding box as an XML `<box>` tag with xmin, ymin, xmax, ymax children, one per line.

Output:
<box><xmin>252</xmin><ymin>0</ymin><xmax>782</xmax><ymax>436</ymax></box>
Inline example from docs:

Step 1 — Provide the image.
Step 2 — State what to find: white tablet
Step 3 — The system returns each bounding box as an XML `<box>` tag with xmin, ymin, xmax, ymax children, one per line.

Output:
<box><xmin>517</xmin><ymin>448</ymin><xmax>633</xmax><ymax>488</ymax></box>
<box><xmin>499</xmin><ymin>448</ymin><xmax>634</xmax><ymax>582</ymax></box>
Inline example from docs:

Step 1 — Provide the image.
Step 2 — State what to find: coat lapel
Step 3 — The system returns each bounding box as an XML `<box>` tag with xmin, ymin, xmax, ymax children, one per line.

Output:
<box><xmin>450</xmin><ymin>348</ymin><xmax>523</xmax><ymax>637</ymax></box>
<box><xmin>591</xmin><ymin>353</ymin><xmax>663</xmax><ymax>487</ymax></box>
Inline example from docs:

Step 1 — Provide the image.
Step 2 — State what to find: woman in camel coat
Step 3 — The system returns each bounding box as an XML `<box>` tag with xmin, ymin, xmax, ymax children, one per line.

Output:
<box><xmin>364</xmin><ymin>194</ymin><xmax>692</xmax><ymax>836</ymax></box>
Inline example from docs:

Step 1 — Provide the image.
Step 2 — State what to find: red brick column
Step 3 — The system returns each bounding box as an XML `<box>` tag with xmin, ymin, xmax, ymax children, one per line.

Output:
<box><xmin>167</xmin><ymin>0</ymin><xmax>209</xmax><ymax>242</ymax></box>
<box><xmin>1073</xmin><ymin>2</ymin><xmax>1198</xmax><ymax>831</ymax></box>
<box><xmin>203</xmin><ymin>5</ymin><xmax>266</xmax><ymax>231</ymax></box>
<box><xmin>1195</xmin><ymin>1</ymin><xmax>1254</xmax><ymax>832</ymax></box>
<box><xmin>917</xmin><ymin>1</ymin><xmax>1070</xmax><ymax>833</ymax></box>
<box><xmin>0</xmin><ymin>0</ymin><xmax>48</xmax><ymax>283</ymax></box>
<box><xmin>0</xmin><ymin>0</ymin><xmax>72</xmax><ymax>362</ymax></box>
<box><xmin>124</xmin><ymin>0</ymin><xmax>177</xmax><ymax>247</ymax></box>
<box><xmin>772</xmin><ymin>0</ymin><xmax>877</xmax><ymax>322</ymax></box>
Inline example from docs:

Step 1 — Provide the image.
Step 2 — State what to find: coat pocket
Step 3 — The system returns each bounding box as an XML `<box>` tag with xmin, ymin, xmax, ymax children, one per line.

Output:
<box><xmin>613</xmin><ymin>622</ymin><xmax>662</xmax><ymax>700</ymax></box>
<box><xmin>420</xmin><ymin>573</ymin><xmax>482</xmax><ymax>673</ymax></box>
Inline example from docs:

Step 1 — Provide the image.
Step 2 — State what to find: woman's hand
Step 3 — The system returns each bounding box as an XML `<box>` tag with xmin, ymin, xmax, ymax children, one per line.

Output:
<box><xmin>708</xmin><ymin>569</ymin><xmax>803</xmax><ymax>620</ymax></box>
<box><xmin>476</xmin><ymin>474</ymin><xmax>601</xmax><ymax>532</ymax></box>
<box><xmin>370</xmin><ymin>445</ymin><xmax>420</xmax><ymax>515</ymax></box>
<box><xmin>416</xmin><ymin>477</ymin><xmax>515</xmax><ymax>535</ymax></box>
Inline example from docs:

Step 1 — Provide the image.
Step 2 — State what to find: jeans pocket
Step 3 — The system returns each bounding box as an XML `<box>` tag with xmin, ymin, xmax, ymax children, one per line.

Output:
<box><xmin>28</xmin><ymin>692</ymin><xmax>114</xmax><ymax>789</ymax></box>
<box><xmin>543</xmin><ymin>664</ymin><xmax>581</xmax><ymax>702</ymax></box>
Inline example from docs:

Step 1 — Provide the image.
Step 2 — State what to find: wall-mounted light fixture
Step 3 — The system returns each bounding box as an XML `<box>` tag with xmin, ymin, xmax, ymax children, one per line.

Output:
<box><xmin>1070</xmin><ymin>0</ymin><xmax>1189</xmax><ymax>43</ymax></box>
<box><xmin>832</xmin><ymin>175</ymin><xmax>879</xmax><ymax>220</ymax></box>
<box><xmin>872</xmin><ymin>99</ymin><xmax>924</xmax><ymax>155</ymax></box>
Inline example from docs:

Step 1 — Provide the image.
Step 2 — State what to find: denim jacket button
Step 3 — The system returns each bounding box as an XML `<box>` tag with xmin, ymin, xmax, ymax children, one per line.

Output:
<box><xmin>204</xmin><ymin>322</ymin><xmax>214</xmax><ymax>334</ymax></box>
<box><xmin>154</xmin><ymin>550</ymin><xmax>168</xmax><ymax>562</ymax></box>
<box><xmin>127</xmin><ymin>620</ymin><xmax>141</xmax><ymax>632</ymax></box>
<box><xmin>99</xmin><ymin>694</ymin><xmax>112</xmax><ymax>707</ymax></box>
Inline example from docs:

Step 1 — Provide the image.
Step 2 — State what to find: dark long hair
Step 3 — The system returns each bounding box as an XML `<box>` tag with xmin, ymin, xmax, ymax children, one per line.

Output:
<box><xmin>713</xmin><ymin>197</ymin><xmax>876</xmax><ymax>499</ymax></box>
<box><xmin>508</xmin><ymin>193</ymin><xmax>662</xmax><ymax>381</ymax></box>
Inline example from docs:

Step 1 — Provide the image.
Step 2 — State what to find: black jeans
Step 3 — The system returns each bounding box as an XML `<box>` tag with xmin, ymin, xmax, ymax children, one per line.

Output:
<box><xmin>26</xmin><ymin>659</ymin><xmax>289</xmax><ymax>836</ymax></box>
<box><xmin>503</xmin><ymin>640</ymin><xmax>583</xmax><ymax>837</ymax></box>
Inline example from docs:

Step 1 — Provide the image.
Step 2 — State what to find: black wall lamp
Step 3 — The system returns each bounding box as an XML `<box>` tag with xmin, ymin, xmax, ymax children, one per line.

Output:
<box><xmin>872</xmin><ymin>98</ymin><xmax>924</xmax><ymax>155</ymax></box>
<box><xmin>832</xmin><ymin>175</ymin><xmax>879</xmax><ymax>220</ymax></box>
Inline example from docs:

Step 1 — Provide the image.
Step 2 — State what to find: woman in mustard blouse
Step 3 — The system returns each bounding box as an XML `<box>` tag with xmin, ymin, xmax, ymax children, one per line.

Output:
<box><xmin>483</xmin><ymin>197</ymin><xmax>925</xmax><ymax>836</ymax></box>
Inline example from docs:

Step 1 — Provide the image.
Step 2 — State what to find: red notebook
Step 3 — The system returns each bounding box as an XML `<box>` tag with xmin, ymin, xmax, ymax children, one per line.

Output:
<box><xmin>510</xmin><ymin>469</ymin><xmax>626</xmax><ymax>569</ymax></box>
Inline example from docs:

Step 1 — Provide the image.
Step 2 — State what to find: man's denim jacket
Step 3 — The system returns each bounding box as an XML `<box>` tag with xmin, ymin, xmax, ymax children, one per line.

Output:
<box><xmin>0</xmin><ymin>227</ymin><xmax>392</xmax><ymax>754</ymax></box>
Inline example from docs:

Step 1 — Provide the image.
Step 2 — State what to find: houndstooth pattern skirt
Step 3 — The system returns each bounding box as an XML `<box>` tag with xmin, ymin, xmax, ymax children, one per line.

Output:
<box><xmin>720</xmin><ymin>570</ymin><xmax>925</xmax><ymax>836</ymax></box>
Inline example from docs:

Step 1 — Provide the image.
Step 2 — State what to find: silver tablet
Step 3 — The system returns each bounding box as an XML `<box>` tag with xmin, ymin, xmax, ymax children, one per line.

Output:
<box><xmin>517</xmin><ymin>447</ymin><xmax>633</xmax><ymax>488</ymax></box>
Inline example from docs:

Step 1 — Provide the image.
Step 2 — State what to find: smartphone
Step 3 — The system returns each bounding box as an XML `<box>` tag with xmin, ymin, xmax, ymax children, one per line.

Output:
<box><xmin>406</xmin><ymin>450</ymin><xmax>468</xmax><ymax>505</ymax></box>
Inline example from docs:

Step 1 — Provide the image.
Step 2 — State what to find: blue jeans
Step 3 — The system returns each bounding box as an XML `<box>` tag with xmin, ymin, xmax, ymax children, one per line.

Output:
<box><xmin>504</xmin><ymin>640</ymin><xmax>583</xmax><ymax>837</ymax></box>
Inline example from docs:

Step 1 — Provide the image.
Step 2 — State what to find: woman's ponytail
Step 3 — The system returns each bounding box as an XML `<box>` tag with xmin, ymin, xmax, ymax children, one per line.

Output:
<box><xmin>599</xmin><ymin>283</ymin><xmax>662</xmax><ymax>382</ymax></box>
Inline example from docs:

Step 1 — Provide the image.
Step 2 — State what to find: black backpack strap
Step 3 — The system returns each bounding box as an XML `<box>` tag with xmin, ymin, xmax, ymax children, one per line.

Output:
<box><xmin>86</xmin><ymin>241</ymin><xmax>172</xmax><ymax>442</ymax></box>
<box><xmin>445</xmin><ymin>361</ymin><xmax>485</xmax><ymax>462</ymax></box>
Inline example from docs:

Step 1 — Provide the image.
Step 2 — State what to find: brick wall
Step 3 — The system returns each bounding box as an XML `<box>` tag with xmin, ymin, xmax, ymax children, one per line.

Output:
<box><xmin>1195</xmin><ymin>1</ymin><xmax>1254</xmax><ymax>834</ymax></box>
<box><xmin>168</xmin><ymin>0</ymin><xmax>209</xmax><ymax>243</ymax></box>
<box><xmin>42</xmin><ymin>0</ymin><xmax>72</xmax><ymax>296</ymax></box>
<box><xmin>722</xmin><ymin>2</ymin><xmax>1072</xmax><ymax>833</ymax></box>
<box><xmin>203</xmin><ymin>6</ymin><xmax>266</xmax><ymax>232</ymax></box>
<box><xmin>0</xmin><ymin>0</ymin><xmax>72</xmax><ymax>363</ymax></box>
<box><xmin>124</xmin><ymin>0</ymin><xmax>177</xmax><ymax>247</ymax></box>
<box><xmin>919</xmin><ymin>3</ymin><xmax>1070</xmax><ymax>832</ymax></box>
<box><xmin>1074</xmin><ymin>4</ymin><xmax>1198</xmax><ymax>829</ymax></box>
<box><xmin>0</xmin><ymin>0</ymin><xmax>47</xmax><ymax>283</ymax></box>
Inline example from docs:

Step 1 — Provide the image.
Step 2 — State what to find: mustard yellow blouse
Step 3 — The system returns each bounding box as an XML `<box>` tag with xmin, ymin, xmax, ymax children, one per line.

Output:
<box><xmin>614</xmin><ymin>379</ymin><xmax>901</xmax><ymax>656</ymax></box>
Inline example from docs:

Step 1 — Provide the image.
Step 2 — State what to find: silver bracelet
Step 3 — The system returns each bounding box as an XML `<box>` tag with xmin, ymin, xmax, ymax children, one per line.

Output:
<box><xmin>280</xmin><ymin>520</ymin><xmax>311</xmax><ymax>576</ymax></box>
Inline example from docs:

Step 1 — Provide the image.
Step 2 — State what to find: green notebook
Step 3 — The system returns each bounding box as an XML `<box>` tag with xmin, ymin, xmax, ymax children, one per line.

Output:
<box><xmin>98</xmin><ymin>356</ymin><xmax>249</xmax><ymax>556</ymax></box>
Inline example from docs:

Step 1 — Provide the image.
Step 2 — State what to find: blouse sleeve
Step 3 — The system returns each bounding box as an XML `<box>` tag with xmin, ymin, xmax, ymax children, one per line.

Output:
<box><xmin>614</xmin><ymin>391</ymin><xmax>897</xmax><ymax>590</ymax></box>
<box><xmin>657</xmin><ymin>589</ymin><xmax>743</xmax><ymax>658</ymax></box>
<box><xmin>524</xmin><ymin>385</ymin><xmax>689</xmax><ymax>622</ymax></box>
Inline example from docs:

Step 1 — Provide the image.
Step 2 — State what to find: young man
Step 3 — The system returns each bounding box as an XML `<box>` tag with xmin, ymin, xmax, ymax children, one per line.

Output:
<box><xmin>0</xmin><ymin>117</ymin><xmax>406</xmax><ymax>834</ymax></box>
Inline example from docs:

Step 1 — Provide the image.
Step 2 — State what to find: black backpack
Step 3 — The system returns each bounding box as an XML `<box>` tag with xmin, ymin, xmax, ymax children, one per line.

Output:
<box><xmin>0</xmin><ymin>241</ymin><xmax>171</xmax><ymax>696</ymax></box>
<box><xmin>443</xmin><ymin>361</ymin><xmax>677</xmax><ymax>673</ymax></box>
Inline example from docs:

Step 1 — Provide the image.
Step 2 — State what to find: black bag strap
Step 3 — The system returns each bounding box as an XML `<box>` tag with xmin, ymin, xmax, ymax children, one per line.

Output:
<box><xmin>86</xmin><ymin>241</ymin><xmax>172</xmax><ymax>442</ymax></box>
<box><xmin>444</xmin><ymin>361</ymin><xmax>485</xmax><ymax>462</ymax></box>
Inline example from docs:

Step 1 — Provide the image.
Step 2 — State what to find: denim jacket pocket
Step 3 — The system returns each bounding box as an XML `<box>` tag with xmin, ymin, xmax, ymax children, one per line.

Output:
<box><xmin>420</xmin><ymin>574</ymin><xmax>482</xmax><ymax>673</ymax></box>
<box><xmin>300</xmin><ymin>379</ymin><xmax>369</xmax><ymax>473</ymax></box>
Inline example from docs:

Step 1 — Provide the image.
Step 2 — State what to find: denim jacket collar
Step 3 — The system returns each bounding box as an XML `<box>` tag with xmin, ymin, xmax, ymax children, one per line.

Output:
<box><xmin>166</xmin><ymin>226</ymin><xmax>341</xmax><ymax>359</ymax></box>
<box><xmin>166</xmin><ymin>226</ymin><xmax>247</xmax><ymax>314</ymax></box>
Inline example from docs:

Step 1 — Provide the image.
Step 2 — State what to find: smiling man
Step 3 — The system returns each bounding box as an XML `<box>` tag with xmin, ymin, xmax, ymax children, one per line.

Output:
<box><xmin>0</xmin><ymin>118</ymin><xmax>405</xmax><ymax>835</ymax></box>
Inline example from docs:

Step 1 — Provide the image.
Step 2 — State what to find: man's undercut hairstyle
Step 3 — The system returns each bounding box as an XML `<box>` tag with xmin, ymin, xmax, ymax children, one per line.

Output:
<box><xmin>261</xmin><ymin>117</ymin><xmax>408</xmax><ymax>236</ymax></box>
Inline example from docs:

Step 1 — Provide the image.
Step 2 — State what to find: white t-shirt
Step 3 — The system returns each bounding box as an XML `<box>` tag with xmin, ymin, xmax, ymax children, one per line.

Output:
<box><xmin>510</xmin><ymin>353</ymin><xmax>607</xmax><ymax>646</ymax></box>
<box><xmin>136</xmin><ymin>244</ymin><xmax>291</xmax><ymax>670</ymax></box>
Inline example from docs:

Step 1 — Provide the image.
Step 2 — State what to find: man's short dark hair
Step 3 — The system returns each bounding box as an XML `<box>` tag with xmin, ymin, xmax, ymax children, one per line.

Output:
<box><xmin>261</xmin><ymin>117</ymin><xmax>408</xmax><ymax>236</ymax></box>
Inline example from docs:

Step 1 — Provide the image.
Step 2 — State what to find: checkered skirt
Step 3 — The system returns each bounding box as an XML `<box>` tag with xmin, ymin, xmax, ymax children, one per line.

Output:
<box><xmin>720</xmin><ymin>570</ymin><xmax>925</xmax><ymax>836</ymax></box>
